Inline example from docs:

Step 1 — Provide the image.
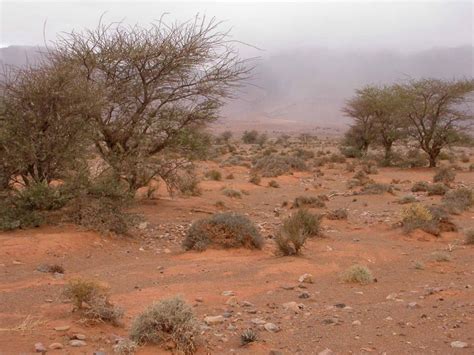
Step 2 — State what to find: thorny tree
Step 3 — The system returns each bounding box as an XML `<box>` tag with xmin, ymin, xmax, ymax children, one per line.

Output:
<box><xmin>0</xmin><ymin>61</ymin><xmax>98</xmax><ymax>187</ymax></box>
<box><xmin>50</xmin><ymin>17</ymin><xmax>252</xmax><ymax>191</ymax></box>
<box><xmin>395</xmin><ymin>79</ymin><xmax>474</xmax><ymax>167</ymax></box>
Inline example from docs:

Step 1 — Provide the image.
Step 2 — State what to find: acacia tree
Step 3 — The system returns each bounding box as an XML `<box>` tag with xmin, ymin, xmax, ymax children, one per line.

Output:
<box><xmin>50</xmin><ymin>17</ymin><xmax>251</xmax><ymax>191</ymax></box>
<box><xmin>342</xmin><ymin>86</ymin><xmax>380</xmax><ymax>155</ymax></box>
<box><xmin>0</xmin><ymin>62</ymin><xmax>98</xmax><ymax>186</ymax></box>
<box><xmin>395</xmin><ymin>78</ymin><xmax>474</xmax><ymax>167</ymax></box>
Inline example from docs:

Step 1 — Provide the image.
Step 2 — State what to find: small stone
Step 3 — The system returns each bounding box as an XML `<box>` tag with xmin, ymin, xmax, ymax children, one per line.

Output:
<box><xmin>282</xmin><ymin>301</ymin><xmax>304</xmax><ymax>313</ymax></box>
<box><xmin>195</xmin><ymin>297</ymin><xmax>203</xmax><ymax>303</ymax></box>
<box><xmin>299</xmin><ymin>292</ymin><xmax>310</xmax><ymax>299</ymax></box>
<box><xmin>264</xmin><ymin>322</ymin><xmax>280</xmax><ymax>332</ymax></box>
<box><xmin>226</xmin><ymin>296</ymin><xmax>238</xmax><ymax>306</ymax></box>
<box><xmin>73</xmin><ymin>334</ymin><xmax>86</xmax><ymax>340</ymax></box>
<box><xmin>318</xmin><ymin>349</ymin><xmax>333</xmax><ymax>355</ymax></box>
<box><xmin>269</xmin><ymin>350</ymin><xmax>284</xmax><ymax>355</ymax></box>
<box><xmin>334</xmin><ymin>303</ymin><xmax>346</xmax><ymax>308</ymax></box>
<box><xmin>281</xmin><ymin>285</ymin><xmax>296</xmax><ymax>290</ymax></box>
<box><xmin>35</xmin><ymin>342</ymin><xmax>46</xmax><ymax>352</ymax></box>
<box><xmin>241</xmin><ymin>301</ymin><xmax>254</xmax><ymax>307</ymax></box>
<box><xmin>251</xmin><ymin>318</ymin><xmax>266</xmax><ymax>325</ymax></box>
<box><xmin>53</xmin><ymin>325</ymin><xmax>70</xmax><ymax>331</ymax></box>
<box><xmin>352</xmin><ymin>320</ymin><xmax>361</xmax><ymax>326</ymax></box>
<box><xmin>204</xmin><ymin>315</ymin><xmax>225</xmax><ymax>325</ymax></box>
<box><xmin>298</xmin><ymin>273</ymin><xmax>314</xmax><ymax>284</ymax></box>
<box><xmin>163</xmin><ymin>248</ymin><xmax>171</xmax><ymax>254</ymax></box>
<box><xmin>407</xmin><ymin>302</ymin><xmax>420</xmax><ymax>309</ymax></box>
<box><xmin>138</xmin><ymin>222</ymin><xmax>148</xmax><ymax>230</ymax></box>
<box><xmin>49</xmin><ymin>343</ymin><xmax>63</xmax><ymax>350</ymax></box>
<box><xmin>222</xmin><ymin>290</ymin><xmax>235</xmax><ymax>297</ymax></box>
<box><xmin>69</xmin><ymin>340</ymin><xmax>87</xmax><ymax>347</ymax></box>
<box><xmin>450</xmin><ymin>341</ymin><xmax>468</xmax><ymax>348</ymax></box>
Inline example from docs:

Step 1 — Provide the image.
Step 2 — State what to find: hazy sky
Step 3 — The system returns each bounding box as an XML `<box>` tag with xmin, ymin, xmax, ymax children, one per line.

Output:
<box><xmin>1</xmin><ymin>0</ymin><xmax>472</xmax><ymax>56</ymax></box>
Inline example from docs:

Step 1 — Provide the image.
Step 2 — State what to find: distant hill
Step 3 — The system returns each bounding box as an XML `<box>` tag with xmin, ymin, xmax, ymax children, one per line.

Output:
<box><xmin>2</xmin><ymin>45</ymin><xmax>472</xmax><ymax>130</ymax></box>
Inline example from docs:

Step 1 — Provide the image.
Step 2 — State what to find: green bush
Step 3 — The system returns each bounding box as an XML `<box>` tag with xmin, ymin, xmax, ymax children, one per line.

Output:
<box><xmin>130</xmin><ymin>297</ymin><xmax>198</xmax><ymax>354</ymax></box>
<box><xmin>426</xmin><ymin>183</ymin><xmax>448</xmax><ymax>196</ymax></box>
<box><xmin>342</xmin><ymin>265</ymin><xmax>374</xmax><ymax>284</ymax></box>
<box><xmin>205</xmin><ymin>169</ymin><xmax>222</xmax><ymax>181</ymax></box>
<box><xmin>433</xmin><ymin>167</ymin><xmax>456</xmax><ymax>185</ymax></box>
<box><xmin>252</xmin><ymin>154</ymin><xmax>307</xmax><ymax>177</ymax></box>
<box><xmin>241</xmin><ymin>130</ymin><xmax>260</xmax><ymax>144</ymax></box>
<box><xmin>275</xmin><ymin>209</ymin><xmax>321</xmax><ymax>255</ymax></box>
<box><xmin>183</xmin><ymin>212</ymin><xmax>263</xmax><ymax>251</ymax></box>
<box><xmin>442</xmin><ymin>187</ymin><xmax>473</xmax><ymax>214</ymax></box>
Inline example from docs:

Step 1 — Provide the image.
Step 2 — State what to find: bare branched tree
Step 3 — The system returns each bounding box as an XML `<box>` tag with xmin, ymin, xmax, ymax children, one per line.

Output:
<box><xmin>50</xmin><ymin>16</ymin><xmax>252</xmax><ymax>191</ymax></box>
<box><xmin>395</xmin><ymin>78</ymin><xmax>474</xmax><ymax>167</ymax></box>
<box><xmin>0</xmin><ymin>62</ymin><xmax>99</xmax><ymax>186</ymax></box>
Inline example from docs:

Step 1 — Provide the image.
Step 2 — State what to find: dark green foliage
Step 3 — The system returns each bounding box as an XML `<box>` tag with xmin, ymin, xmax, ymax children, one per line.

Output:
<box><xmin>183</xmin><ymin>212</ymin><xmax>263</xmax><ymax>251</ymax></box>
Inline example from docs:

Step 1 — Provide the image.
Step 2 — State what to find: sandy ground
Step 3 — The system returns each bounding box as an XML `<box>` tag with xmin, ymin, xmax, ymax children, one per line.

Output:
<box><xmin>1</xmin><ymin>148</ymin><xmax>473</xmax><ymax>354</ymax></box>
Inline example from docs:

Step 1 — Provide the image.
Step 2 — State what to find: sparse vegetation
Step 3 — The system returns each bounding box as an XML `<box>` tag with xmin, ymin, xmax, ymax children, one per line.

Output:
<box><xmin>222</xmin><ymin>188</ymin><xmax>242</xmax><ymax>199</ymax></box>
<box><xmin>442</xmin><ymin>187</ymin><xmax>473</xmax><ymax>214</ymax></box>
<box><xmin>433</xmin><ymin>167</ymin><xmax>456</xmax><ymax>185</ymax></box>
<box><xmin>130</xmin><ymin>297</ymin><xmax>198</xmax><ymax>354</ymax></box>
<box><xmin>464</xmin><ymin>229</ymin><xmax>474</xmax><ymax>245</ymax></box>
<box><xmin>342</xmin><ymin>264</ymin><xmax>374</xmax><ymax>284</ymax></box>
<box><xmin>268</xmin><ymin>180</ymin><xmax>280</xmax><ymax>188</ymax></box>
<box><xmin>205</xmin><ymin>169</ymin><xmax>222</xmax><ymax>181</ymax></box>
<box><xmin>252</xmin><ymin>154</ymin><xmax>307</xmax><ymax>177</ymax></box>
<box><xmin>293</xmin><ymin>196</ymin><xmax>326</xmax><ymax>208</ymax></box>
<box><xmin>183</xmin><ymin>212</ymin><xmax>263</xmax><ymax>251</ymax></box>
<box><xmin>240</xmin><ymin>329</ymin><xmax>258</xmax><ymax>345</ymax></box>
<box><xmin>326</xmin><ymin>208</ymin><xmax>348</xmax><ymax>220</ymax></box>
<box><xmin>276</xmin><ymin>209</ymin><xmax>321</xmax><ymax>255</ymax></box>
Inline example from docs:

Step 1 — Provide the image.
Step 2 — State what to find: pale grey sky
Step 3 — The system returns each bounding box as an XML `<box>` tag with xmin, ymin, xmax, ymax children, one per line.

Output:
<box><xmin>0</xmin><ymin>1</ymin><xmax>472</xmax><ymax>56</ymax></box>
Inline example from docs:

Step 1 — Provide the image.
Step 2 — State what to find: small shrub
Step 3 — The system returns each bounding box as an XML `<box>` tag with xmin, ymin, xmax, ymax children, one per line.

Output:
<box><xmin>469</xmin><ymin>163</ymin><xmax>474</xmax><ymax>171</ymax></box>
<box><xmin>242</xmin><ymin>130</ymin><xmax>259</xmax><ymax>144</ymax></box>
<box><xmin>401</xmin><ymin>204</ymin><xmax>434</xmax><ymax>234</ymax></box>
<box><xmin>361</xmin><ymin>162</ymin><xmax>378</xmax><ymax>174</ymax></box>
<box><xmin>414</xmin><ymin>261</ymin><xmax>425</xmax><ymax>270</ymax></box>
<box><xmin>226</xmin><ymin>173</ymin><xmax>234</xmax><ymax>180</ymax></box>
<box><xmin>240</xmin><ymin>329</ymin><xmax>257</xmax><ymax>345</ymax></box>
<box><xmin>249</xmin><ymin>174</ymin><xmax>261</xmax><ymax>185</ymax></box>
<box><xmin>205</xmin><ymin>170</ymin><xmax>222</xmax><ymax>181</ymax></box>
<box><xmin>427</xmin><ymin>183</ymin><xmax>448</xmax><ymax>196</ymax></box>
<box><xmin>252</xmin><ymin>154</ymin><xmax>307</xmax><ymax>177</ymax></box>
<box><xmin>400</xmin><ymin>149</ymin><xmax>428</xmax><ymax>168</ymax></box>
<box><xmin>360</xmin><ymin>183</ymin><xmax>393</xmax><ymax>195</ymax></box>
<box><xmin>130</xmin><ymin>297</ymin><xmax>198</xmax><ymax>354</ymax></box>
<box><xmin>329</xmin><ymin>153</ymin><xmax>346</xmax><ymax>164</ymax></box>
<box><xmin>65</xmin><ymin>197</ymin><xmax>136</xmax><ymax>235</ymax></box>
<box><xmin>442</xmin><ymin>188</ymin><xmax>473</xmax><ymax>214</ymax></box>
<box><xmin>293</xmin><ymin>196</ymin><xmax>326</xmax><ymax>208</ymax></box>
<box><xmin>326</xmin><ymin>208</ymin><xmax>348</xmax><ymax>220</ymax></box>
<box><xmin>36</xmin><ymin>263</ymin><xmax>64</xmax><ymax>274</ymax></box>
<box><xmin>63</xmin><ymin>278</ymin><xmax>123</xmax><ymax>325</ymax></box>
<box><xmin>222</xmin><ymin>188</ymin><xmax>242</xmax><ymax>199</ymax></box>
<box><xmin>268</xmin><ymin>180</ymin><xmax>280</xmax><ymax>188</ymax></box>
<box><xmin>13</xmin><ymin>182</ymin><xmax>70</xmax><ymax>211</ymax></box>
<box><xmin>397</xmin><ymin>195</ymin><xmax>417</xmax><ymax>204</ymax></box>
<box><xmin>342</xmin><ymin>264</ymin><xmax>374</xmax><ymax>284</ymax></box>
<box><xmin>183</xmin><ymin>212</ymin><xmax>263</xmax><ymax>251</ymax></box>
<box><xmin>176</xmin><ymin>174</ymin><xmax>202</xmax><ymax>196</ymax></box>
<box><xmin>293</xmin><ymin>148</ymin><xmax>315</xmax><ymax>160</ymax></box>
<box><xmin>432</xmin><ymin>251</ymin><xmax>450</xmax><ymax>262</ymax></box>
<box><xmin>276</xmin><ymin>209</ymin><xmax>321</xmax><ymax>255</ymax></box>
<box><xmin>433</xmin><ymin>167</ymin><xmax>456</xmax><ymax>185</ymax></box>
<box><xmin>464</xmin><ymin>229</ymin><xmax>474</xmax><ymax>245</ymax></box>
<box><xmin>113</xmin><ymin>339</ymin><xmax>138</xmax><ymax>354</ymax></box>
<box><xmin>214</xmin><ymin>200</ymin><xmax>225</xmax><ymax>208</ymax></box>
<box><xmin>411</xmin><ymin>181</ymin><xmax>429</xmax><ymax>192</ymax></box>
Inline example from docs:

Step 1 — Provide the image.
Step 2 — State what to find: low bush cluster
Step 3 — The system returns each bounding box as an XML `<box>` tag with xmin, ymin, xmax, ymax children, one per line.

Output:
<box><xmin>252</xmin><ymin>154</ymin><xmax>307</xmax><ymax>177</ymax></box>
<box><xmin>183</xmin><ymin>212</ymin><xmax>263</xmax><ymax>251</ymax></box>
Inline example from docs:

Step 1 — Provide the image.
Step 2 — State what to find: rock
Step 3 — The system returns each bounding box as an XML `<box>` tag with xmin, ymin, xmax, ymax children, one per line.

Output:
<box><xmin>251</xmin><ymin>318</ymin><xmax>266</xmax><ymax>325</ymax></box>
<box><xmin>334</xmin><ymin>303</ymin><xmax>346</xmax><ymax>308</ymax></box>
<box><xmin>195</xmin><ymin>297</ymin><xmax>204</xmax><ymax>303</ymax></box>
<box><xmin>34</xmin><ymin>342</ymin><xmax>46</xmax><ymax>353</ymax></box>
<box><xmin>204</xmin><ymin>315</ymin><xmax>225</xmax><ymax>325</ymax></box>
<box><xmin>264</xmin><ymin>322</ymin><xmax>280</xmax><ymax>332</ymax></box>
<box><xmin>298</xmin><ymin>273</ymin><xmax>314</xmax><ymax>284</ymax></box>
<box><xmin>49</xmin><ymin>343</ymin><xmax>64</xmax><ymax>350</ymax></box>
<box><xmin>407</xmin><ymin>302</ymin><xmax>421</xmax><ymax>309</ymax></box>
<box><xmin>69</xmin><ymin>340</ymin><xmax>87</xmax><ymax>347</ymax></box>
<box><xmin>73</xmin><ymin>334</ymin><xmax>86</xmax><ymax>340</ymax></box>
<box><xmin>138</xmin><ymin>222</ymin><xmax>148</xmax><ymax>230</ymax></box>
<box><xmin>53</xmin><ymin>325</ymin><xmax>70</xmax><ymax>331</ymax></box>
<box><xmin>450</xmin><ymin>341</ymin><xmax>468</xmax><ymax>348</ymax></box>
<box><xmin>282</xmin><ymin>301</ymin><xmax>304</xmax><ymax>313</ymax></box>
<box><xmin>352</xmin><ymin>320</ymin><xmax>361</xmax><ymax>326</ymax></box>
<box><xmin>269</xmin><ymin>350</ymin><xmax>284</xmax><ymax>355</ymax></box>
<box><xmin>318</xmin><ymin>349</ymin><xmax>333</xmax><ymax>355</ymax></box>
<box><xmin>281</xmin><ymin>285</ymin><xmax>296</xmax><ymax>290</ymax></box>
<box><xmin>241</xmin><ymin>301</ymin><xmax>254</xmax><ymax>307</ymax></box>
<box><xmin>299</xmin><ymin>292</ymin><xmax>310</xmax><ymax>299</ymax></box>
<box><xmin>226</xmin><ymin>296</ymin><xmax>238</xmax><ymax>306</ymax></box>
<box><xmin>222</xmin><ymin>290</ymin><xmax>235</xmax><ymax>296</ymax></box>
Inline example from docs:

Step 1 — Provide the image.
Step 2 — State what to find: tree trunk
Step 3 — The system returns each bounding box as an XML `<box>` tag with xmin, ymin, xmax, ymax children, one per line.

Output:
<box><xmin>429</xmin><ymin>156</ymin><xmax>437</xmax><ymax>168</ymax></box>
